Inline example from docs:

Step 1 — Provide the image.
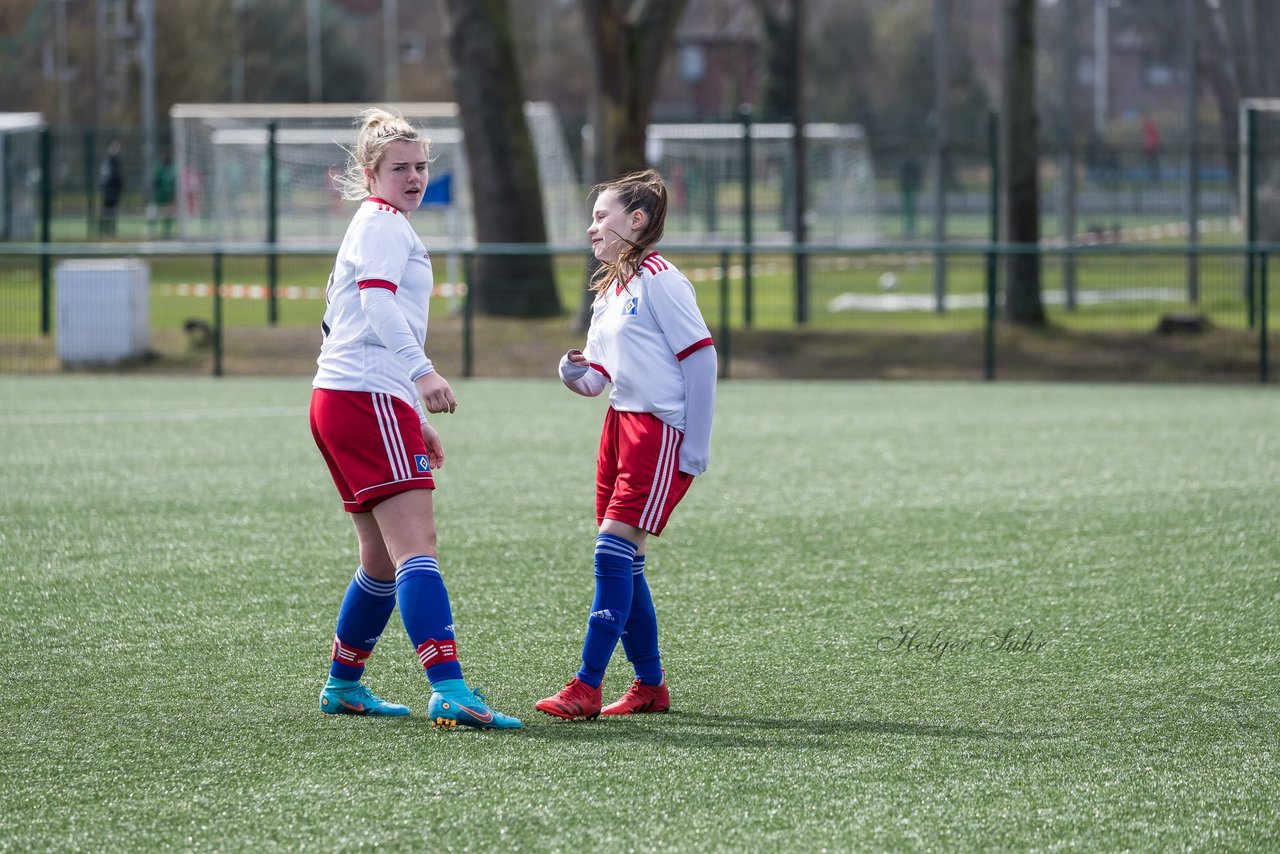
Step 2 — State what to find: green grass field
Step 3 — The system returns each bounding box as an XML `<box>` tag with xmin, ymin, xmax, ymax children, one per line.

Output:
<box><xmin>3</xmin><ymin>231</ymin><xmax>1270</xmax><ymax>342</ymax></box>
<box><xmin>2</xmin><ymin>377</ymin><xmax>1277</xmax><ymax>850</ymax></box>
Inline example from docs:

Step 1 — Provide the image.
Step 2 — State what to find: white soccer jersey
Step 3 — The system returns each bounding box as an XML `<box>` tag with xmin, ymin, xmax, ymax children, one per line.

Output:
<box><xmin>582</xmin><ymin>252</ymin><xmax>713</xmax><ymax>431</ymax></box>
<box><xmin>314</xmin><ymin>198</ymin><xmax>433</xmax><ymax>409</ymax></box>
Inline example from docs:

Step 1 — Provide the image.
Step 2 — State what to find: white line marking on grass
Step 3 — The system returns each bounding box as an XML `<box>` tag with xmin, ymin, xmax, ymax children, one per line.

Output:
<box><xmin>0</xmin><ymin>406</ymin><xmax>304</xmax><ymax>426</ymax></box>
<box><xmin>827</xmin><ymin>287</ymin><xmax>1187</xmax><ymax>313</ymax></box>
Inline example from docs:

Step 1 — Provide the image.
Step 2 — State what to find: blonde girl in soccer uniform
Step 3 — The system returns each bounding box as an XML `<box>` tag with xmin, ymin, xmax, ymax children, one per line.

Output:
<box><xmin>537</xmin><ymin>169</ymin><xmax>717</xmax><ymax>720</ymax></box>
<box><xmin>309</xmin><ymin>108</ymin><xmax>520</xmax><ymax>729</ymax></box>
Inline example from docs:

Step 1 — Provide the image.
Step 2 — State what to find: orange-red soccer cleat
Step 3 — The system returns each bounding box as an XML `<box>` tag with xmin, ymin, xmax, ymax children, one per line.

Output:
<box><xmin>601</xmin><ymin>676</ymin><xmax>670</xmax><ymax>716</ymax></box>
<box><xmin>535</xmin><ymin>677</ymin><xmax>602</xmax><ymax>720</ymax></box>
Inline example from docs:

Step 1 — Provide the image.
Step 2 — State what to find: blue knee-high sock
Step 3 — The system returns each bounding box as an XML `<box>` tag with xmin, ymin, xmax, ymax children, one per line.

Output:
<box><xmin>619</xmin><ymin>554</ymin><xmax>663</xmax><ymax>685</ymax></box>
<box><xmin>577</xmin><ymin>532</ymin><xmax>638</xmax><ymax>688</ymax></box>
<box><xmin>395</xmin><ymin>555</ymin><xmax>464</xmax><ymax>684</ymax></box>
<box><xmin>329</xmin><ymin>566</ymin><xmax>398</xmax><ymax>682</ymax></box>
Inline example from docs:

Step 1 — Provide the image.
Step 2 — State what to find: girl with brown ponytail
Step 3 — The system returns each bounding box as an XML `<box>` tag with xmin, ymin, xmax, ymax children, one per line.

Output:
<box><xmin>537</xmin><ymin>169</ymin><xmax>718</xmax><ymax>721</ymax></box>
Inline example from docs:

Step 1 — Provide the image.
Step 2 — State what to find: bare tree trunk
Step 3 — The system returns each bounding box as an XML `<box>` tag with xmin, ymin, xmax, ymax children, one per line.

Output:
<box><xmin>1261</xmin><ymin>2</ymin><xmax>1280</xmax><ymax>95</ymax></box>
<box><xmin>1201</xmin><ymin>0</ymin><xmax>1280</xmax><ymax>196</ymax></box>
<box><xmin>581</xmin><ymin>0</ymin><xmax>687</xmax><ymax>184</ymax></box>
<box><xmin>1202</xmin><ymin>3</ymin><xmax>1241</xmax><ymax>192</ymax></box>
<box><xmin>574</xmin><ymin>0</ymin><xmax>688</xmax><ymax>331</ymax></box>
<box><xmin>440</xmin><ymin>0</ymin><xmax>561</xmax><ymax>317</ymax></box>
<box><xmin>1000</xmin><ymin>0</ymin><xmax>1044</xmax><ymax>326</ymax></box>
<box><xmin>748</xmin><ymin>0</ymin><xmax>795</xmax><ymax>122</ymax></box>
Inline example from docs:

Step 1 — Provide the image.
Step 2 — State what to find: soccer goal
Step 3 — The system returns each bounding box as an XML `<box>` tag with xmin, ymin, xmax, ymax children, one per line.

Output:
<box><xmin>644</xmin><ymin>121</ymin><xmax>878</xmax><ymax>246</ymax></box>
<box><xmin>0</xmin><ymin>113</ymin><xmax>45</xmax><ymax>240</ymax></box>
<box><xmin>1241</xmin><ymin>99</ymin><xmax>1280</xmax><ymax>245</ymax></box>
<box><xmin>170</xmin><ymin>102</ymin><xmax>584</xmax><ymax>246</ymax></box>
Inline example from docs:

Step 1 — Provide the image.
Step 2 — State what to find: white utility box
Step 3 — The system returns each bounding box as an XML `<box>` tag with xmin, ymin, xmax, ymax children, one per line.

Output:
<box><xmin>56</xmin><ymin>259</ymin><xmax>150</xmax><ymax>365</ymax></box>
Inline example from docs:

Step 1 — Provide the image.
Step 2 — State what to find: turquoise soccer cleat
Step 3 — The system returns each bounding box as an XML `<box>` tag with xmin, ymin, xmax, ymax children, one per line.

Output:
<box><xmin>428</xmin><ymin>680</ymin><xmax>523</xmax><ymax>730</ymax></box>
<box><xmin>320</xmin><ymin>680</ymin><xmax>411</xmax><ymax>717</ymax></box>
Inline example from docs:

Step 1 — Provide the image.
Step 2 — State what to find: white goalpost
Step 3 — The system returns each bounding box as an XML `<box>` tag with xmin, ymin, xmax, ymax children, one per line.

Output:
<box><xmin>1241</xmin><ymin>99</ymin><xmax>1280</xmax><ymax>244</ymax></box>
<box><xmin>170</xmin><ymin>102</ymin><xmax>585</xmax><ymax>247</ymax></box>
<box><xmin>0</xmin><ymin>113</ymin><xmax>45</xmax><ymax>241</ymax></box>
<box><xmin>172</xmin><ymin>104</ymin><xmax>877</xmax><ymax>251</ymax></box>
<box><xmin>644</xmin><ymin>121</ymin><xmax>878</xmax><ymax>246</ymax></box>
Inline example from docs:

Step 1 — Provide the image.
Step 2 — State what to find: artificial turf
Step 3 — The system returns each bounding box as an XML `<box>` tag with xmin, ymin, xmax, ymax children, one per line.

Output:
<box><xmin>1</xmin><ymin>376</ymin><xmax>1276</xmax><ymax>850</ymax></box>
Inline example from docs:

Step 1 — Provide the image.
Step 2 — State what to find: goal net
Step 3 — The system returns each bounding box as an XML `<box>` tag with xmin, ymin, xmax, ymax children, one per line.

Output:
<box><xmin>644</xmin><ymin>122</ymin><xmax>877</xmax><ymax>246</ymax></box>
<box><xmin>1241</xmin><ymin>99</ymin><xmax>1280</xmax><ymax>245</ymax></box>
<box><xmin>0</xmin><ymin>113</ymin><xmax>45</xmax><ymax>240</ymax></box>
<box><xmin>170</xmin><ymin>102</ymin><xmax>584</xmax><ymax>246</ymax></box>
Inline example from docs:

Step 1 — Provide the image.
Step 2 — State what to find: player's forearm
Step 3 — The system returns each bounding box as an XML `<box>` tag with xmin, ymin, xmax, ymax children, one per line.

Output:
<box><xmin>359</xmin><ymin>286</ymin><xmax>434</xmax><ymax>381</ymax></box>
<box><xmin>559</xmin><ymin>351</ymin><xmax>606</xmax><ymax>397</ymax></box>
<box><xmin>678</xmin><ymin>346</ymin><xmax>717</xmax><ymax>475</ymax></box>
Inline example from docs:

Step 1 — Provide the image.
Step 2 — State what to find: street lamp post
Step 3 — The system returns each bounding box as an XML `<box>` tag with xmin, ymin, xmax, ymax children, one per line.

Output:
<box><xmin>1184</xmin><ymin>0</ymin><xmax>1199</xmax><ymax>303</ymax></box>
<box><xmin>933</xmin><ymin>0</ymin><xmax>949</xmax><ymax>315</ymax></box>
<box><xmin>1093</xmin><ymin>0</ymin><xmax>1109</xmax><ymax>135</ymax></box>
<box><xmin>140</xmin><ymin>0</ymin><xmax>155</xmax><ymax>195</ymax></box>
<box><xmin>1062</xmin><ymin>0</ymin><xmax>1078</xmax><ymax>309</ymax></box>
<box><xmin>383</xmin><ymin>0</ymin><xmax>400</xmax><ymax>101</ymax></box>
<box><xmin>231</xmin><ymin>0</ymin><xmax>246</xmax><ymax>102</ymax></box>
<box><xmin>308</xmin><ymin>0</ymin><xmax>323</xmax><ymax>103</ymax></box>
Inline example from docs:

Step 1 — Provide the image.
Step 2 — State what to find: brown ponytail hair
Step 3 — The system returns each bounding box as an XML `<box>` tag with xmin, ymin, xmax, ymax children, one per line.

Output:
<box><xmin>589</xmin><ymin>169</ymin><xmax>668</xmax><ymax>294</ymax></box>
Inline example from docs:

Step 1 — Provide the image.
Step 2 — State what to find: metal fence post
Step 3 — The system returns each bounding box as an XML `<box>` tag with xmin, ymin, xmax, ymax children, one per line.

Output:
<box><xmin>1260</xmin><ymin>251</ymin><xmax>1269</xmax><ymax>384</ymax></box>
<box><xmin>0</xmin><ymin>134</ymin><xmax>9</xmax><ymax>240</ymax></box>
<box><xmin>740</xmin><ymin>105</ymin><xmax>754</xmax><ymax>328</ymax></box>
<box><xmin>1244</xmin><ymin>106</ymin><xmax>1257</xmax><ymax>330</ymax></box>
<box><xmin>267</xmin><ymin>120</ymin><xmax>279</xmax><ymax>326</ymax></box>
<box><xmin>213</xmin><ymin>252</ymin><xmax>224</xmax><ymax>377</ymax></box>
<box><xmin>719</xmin><ymin>249</ymin><xmax>731</xmax><ymax>380</ymax></box>
<box><xmin>984</xmin><ymin>109</ymin><xmax>1000</xmax><ymax>381</ymax></box>
<box><xmin>1183</xmin><ymin>0</ymin><xmax>1199</xmax><ymax>305</ymax></box>
<box><xmin>84</xmin><ymin>127</ymin><xmax>96</xmax><ymax>239</ymax></box>
<box><xmin>792</xmin><ymin>0</ymin><xmax>809</xmax><ymax>326</ymax></box>
<box><xmin>1062</xmin><ymin>0</ymin><xmax>1079</xmax><ymax>311</ymax></box>
<box><xmin>932</xmin><ymin>0</ymin><xmax>949</xmax><ymax>316</ymax></box>
<box><xmin>39</xmin><ymin>127</ymin><xmax>53</xmax><ymax>337</ymax></box>
<box><xmin>462</xmin><ymin>251</ymin><xmax>474</xmax><ymax>378</ymax></box>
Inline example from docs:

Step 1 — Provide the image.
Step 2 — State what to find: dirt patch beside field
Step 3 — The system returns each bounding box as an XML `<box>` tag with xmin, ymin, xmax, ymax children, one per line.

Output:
<box><xmin>10</xmin><ymin>314</ymin><xmax>1273</xmax><ymax>384</ymax></box>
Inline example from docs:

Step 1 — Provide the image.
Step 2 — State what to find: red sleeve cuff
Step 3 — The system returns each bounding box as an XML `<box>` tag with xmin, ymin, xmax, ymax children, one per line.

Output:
<box><xmin>589</xmin><ymin>362</ymin><xmax>612</xmax><ymax>382</ymax></box>
<box><xmin>675</xmin><ymin>338</ymin><xmax>714</xmax><ymax>361</ymax></box>
<box><xmin>358</xmin><ymin>278</ymin><xmax>397</xmax><ymax>293</ymax></box>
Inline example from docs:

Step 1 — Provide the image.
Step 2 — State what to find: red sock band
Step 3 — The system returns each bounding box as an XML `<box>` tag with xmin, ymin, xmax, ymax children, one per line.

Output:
<box><xmin>332</xmin><ymin>635</ymin><xmax>373</xmax><ymax>668</ymax></box>
<box><xmin>415</xmin><ymin>638</ymin><xmax>458</xmax><ymax>670</ymax></box>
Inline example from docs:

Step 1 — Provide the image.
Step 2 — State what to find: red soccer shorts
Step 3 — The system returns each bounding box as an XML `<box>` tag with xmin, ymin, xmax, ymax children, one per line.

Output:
<box><xmin>596</xmin><ymin>407</ymin><xmax>693</xmax><ymax>536</ymax></box>
<box><xmin>310</xmin><ymin>388</ymin><xmax>434</xmax><ymax>513</ymax></box>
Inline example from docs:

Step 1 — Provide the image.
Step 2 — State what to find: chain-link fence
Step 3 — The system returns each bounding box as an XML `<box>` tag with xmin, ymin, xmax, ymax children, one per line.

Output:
<box><xmin>3</xmin><ymin>120</ymin><xmax>1248</xmax><ymax>247</ymax></box>
<box><xmin>0</xmin><ymin>241</ymin><xmax>1273</xmax><ymax>383</ymax></box>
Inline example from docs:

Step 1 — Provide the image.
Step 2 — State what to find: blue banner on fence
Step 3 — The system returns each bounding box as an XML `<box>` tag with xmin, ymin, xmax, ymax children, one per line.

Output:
<box><xmin>423</xmin><ymin>173</ymin><xmax>453</xmax><ymax>207</ymax></box>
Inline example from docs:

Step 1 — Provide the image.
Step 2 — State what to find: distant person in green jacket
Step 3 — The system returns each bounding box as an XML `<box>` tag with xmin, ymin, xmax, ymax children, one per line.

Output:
<box><xmin>148</xmin><ymin>151</ymin><xmax>177</xmax><ymax>239</ymax></box>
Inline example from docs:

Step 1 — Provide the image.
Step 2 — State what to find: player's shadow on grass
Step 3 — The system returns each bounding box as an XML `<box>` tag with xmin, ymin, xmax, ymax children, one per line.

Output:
<box><xmin>520</xmin><ymin>711</ymin><xmax>1060</xmax><ymax>747</ymax></box>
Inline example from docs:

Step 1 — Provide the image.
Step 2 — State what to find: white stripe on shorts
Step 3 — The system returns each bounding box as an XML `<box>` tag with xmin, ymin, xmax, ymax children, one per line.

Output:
<box><xmin>372</xmin><ymin>392</ymin><xmax>409</xmax><ymax>482</ymax></box>
<box><xmin>639</xmin><ymin>422</ymin><xmax>679</xmax><ymax>532</ymax></box>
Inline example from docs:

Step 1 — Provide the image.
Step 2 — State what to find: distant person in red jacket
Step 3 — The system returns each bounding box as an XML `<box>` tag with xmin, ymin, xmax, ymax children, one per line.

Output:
<box><xmin>1142</xmin><ymin>115</ymin><xmax>1161</xmax><ymax>182</ymax></box>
